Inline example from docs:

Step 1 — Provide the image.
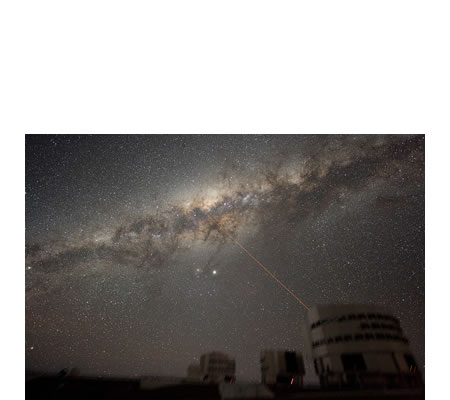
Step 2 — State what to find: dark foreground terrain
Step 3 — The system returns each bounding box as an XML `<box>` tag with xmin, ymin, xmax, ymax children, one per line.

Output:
<box><xmin>26</xmin><ymin>375</ymin><xmax>425</xmax><ymax>400</ymax></box>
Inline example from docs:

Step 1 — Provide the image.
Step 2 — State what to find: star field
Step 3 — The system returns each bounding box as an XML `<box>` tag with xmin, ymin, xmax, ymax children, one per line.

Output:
<box><xmin>25</xmin><ymin>134</ymin><xmax>424</xmax><ymax>381</ymax></box>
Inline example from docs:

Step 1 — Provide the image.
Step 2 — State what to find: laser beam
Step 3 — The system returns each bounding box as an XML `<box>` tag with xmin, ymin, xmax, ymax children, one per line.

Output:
<box><xmin>213</xmin><ymin>220</ymin><xmax>310</xmax><ymax>311</ymax></box>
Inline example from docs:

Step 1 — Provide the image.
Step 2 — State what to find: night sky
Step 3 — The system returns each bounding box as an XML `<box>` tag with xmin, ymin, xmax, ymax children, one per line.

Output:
<box><xmin>25</xmin><ymin>134</ymin><xmax>424</xmax><ymax>381</ymax></box>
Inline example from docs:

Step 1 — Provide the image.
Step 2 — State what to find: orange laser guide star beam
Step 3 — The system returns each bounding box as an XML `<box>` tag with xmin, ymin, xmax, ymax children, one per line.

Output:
<box><xmin>213</xmin><ymin>219</ymin><xmax>310</xmax><ymax>311</ymax></box>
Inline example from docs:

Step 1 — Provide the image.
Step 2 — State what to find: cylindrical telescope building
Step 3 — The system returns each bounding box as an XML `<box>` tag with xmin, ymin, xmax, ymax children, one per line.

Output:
<box><xmin>199</xmin><ymin>352</ymin><xmax>236</xmax><ymax>384</ymax></box>
<box><xmin>260</xmin><ymin>349</ymin><xmax>305</xmax><ymax>386</ymax></box>
<box><xmin>306</xmin><ymin>304</ymin><xmax>422</xmax><ymax>389</ymax></box>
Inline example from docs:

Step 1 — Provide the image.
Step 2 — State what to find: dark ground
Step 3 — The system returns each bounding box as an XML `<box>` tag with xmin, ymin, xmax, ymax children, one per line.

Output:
<box><xmin>25</xmin><ymin>375</ymin><xmax>425</xmax><ymax>400</ymax></box>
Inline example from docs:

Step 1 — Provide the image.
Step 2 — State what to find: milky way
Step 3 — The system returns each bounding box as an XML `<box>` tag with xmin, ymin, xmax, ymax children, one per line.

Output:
<box><xmin>25</xmin><ymin>135</ymin><xmax>424</xmax><ymax>381</ymax></box>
